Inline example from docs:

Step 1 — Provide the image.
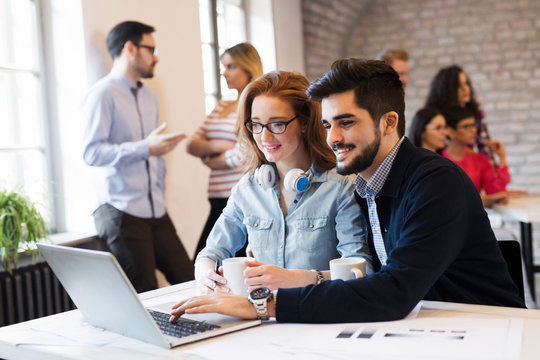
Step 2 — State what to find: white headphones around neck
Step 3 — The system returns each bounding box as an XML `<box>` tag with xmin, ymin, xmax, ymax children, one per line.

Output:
<box><xmin>254</xmin><ymin>164</ymin><xmax>312</xmax><ymax>194</ymax></box>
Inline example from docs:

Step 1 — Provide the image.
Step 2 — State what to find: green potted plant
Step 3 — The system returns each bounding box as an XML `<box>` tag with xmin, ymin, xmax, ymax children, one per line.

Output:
<box><xmin>0</xmin><ymin>187</ymin><xmax>47</xmax><ymax>274</ymax></box>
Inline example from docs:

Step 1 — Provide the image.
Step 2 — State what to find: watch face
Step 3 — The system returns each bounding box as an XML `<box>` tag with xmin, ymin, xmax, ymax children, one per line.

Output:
<box><xmin>250</xmin><ymin>287</ymin><xmax>271</xmax><ymax>300</ymax></box>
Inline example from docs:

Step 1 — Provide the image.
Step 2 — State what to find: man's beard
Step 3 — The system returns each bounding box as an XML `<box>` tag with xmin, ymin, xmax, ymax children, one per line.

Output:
<box><xmin>334</xmin><ymin>129</ymin><xmax>381</xmax><ymax>176</ymax></box>
<box><xmin>132</xmin><ymin>57</ymin><xmax>155</xmax><ymax>79</ymax></box>
<box><xmin>137</xmin><ymin>64</ymin><xmax>155</xmax><ymax>78</ymax></box>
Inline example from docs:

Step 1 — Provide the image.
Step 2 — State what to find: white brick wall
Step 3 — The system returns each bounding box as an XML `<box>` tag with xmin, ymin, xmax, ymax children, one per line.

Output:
<box><xmin>303</xmin><ymin>0</ymin><xmax>540</xmax><ymax>190</ymax></box>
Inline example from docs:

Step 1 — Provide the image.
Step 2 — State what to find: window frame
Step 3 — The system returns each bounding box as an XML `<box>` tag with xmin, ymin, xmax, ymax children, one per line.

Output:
<box><xmin>0</xmin><ymin>0</ymin><xmax>64</xmax><ymax>233</ymax></box>
<box><xmin>199</xmin><ymin>0</ymin><xmax>248</xmax><ymax>112</ymax></box>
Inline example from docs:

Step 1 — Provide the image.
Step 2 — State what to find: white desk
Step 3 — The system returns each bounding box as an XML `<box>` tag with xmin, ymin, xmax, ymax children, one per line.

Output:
<box><xmin>494</xmin><ymin>195</ymin><xmax>540</xmax><ymax>300</ymax></box>
<box><xmin>1</xmin><ymin>282</ymin><xmax>540</xmax><ymax>360</ymax></box>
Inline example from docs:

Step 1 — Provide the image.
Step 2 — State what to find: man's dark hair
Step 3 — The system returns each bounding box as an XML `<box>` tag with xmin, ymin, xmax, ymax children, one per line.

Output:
<box><xmin>106</xmin><ymin>21</ymin><xmax>155</xmax><ymax>60</ymax></box>
<box><xmin>441</xmin><ymin>106</ymin><xmax>476</xmax><ymax>129</ymax></box>
<box><xmin>307</xmin><ymin>58</ymin><xmax>405</xmax><ymax>137</ymax></box>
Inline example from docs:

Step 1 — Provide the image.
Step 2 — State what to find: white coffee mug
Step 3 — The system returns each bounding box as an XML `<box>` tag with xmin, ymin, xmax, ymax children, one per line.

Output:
<box><xmin>222</xmin><ymin>257</ymin><xmax>254</xmax><ymax>295</ymax></box>
<box><xmin>329</xmin><ymin>257</ymin><xmax>366</xmax><ymax>281</ymax></box>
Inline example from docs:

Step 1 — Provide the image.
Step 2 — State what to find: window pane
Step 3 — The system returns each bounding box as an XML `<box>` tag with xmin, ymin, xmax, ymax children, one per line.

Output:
<box><xmin>217</xmin><ymin>0</ymin><xmax>246</xmax><ymax>48</ymax></box>
<box><xmin>222</xmin><ymin>0</ymin><xmax>242</xmax><ymax>6</ymax></box>
<box><xmin>201</xmin><ymin>44</ymin><xmax>217</xmax><ymax>95</ymax></box>
<box><xmin>223</xmin><ymin>3</ymin><xmax>246</xmax><ymax>46</ymax></box>
<box><xmin>0</xmin><ymin>0</ymin><xmax>38</xmax><ymax>70</ymax></box>
<box><xmin>0</xmin><ymin>71</ymin><xmax>44</xmax><ymax>147</ymax></box>
<box><xmin>220</xmin><ymin>75</ymin><xmax>236</xmax><ymax>100</ymax></box>
<box><xmin>205</xmin><ymin>94</ymin><xmax>217</xmax><ymax>114</ymax></box>
<box><xmin>0</xmin><ymin>0</ymin><xmax>50</xmax><ymax>229</ymax></box>
<box><xmin>198</xmin><ymin>0</ymin><xmax>213</xmax><ymax>44</ymax></box>
<box><xmin>200</xmin><ymin>0</ymin><xmax>246</xmax><ymax>109</ymax></box>
<box><xmin>0</xmin><ymin>150</ymin><xmax>51</xmax><ymax>225</ymax></box>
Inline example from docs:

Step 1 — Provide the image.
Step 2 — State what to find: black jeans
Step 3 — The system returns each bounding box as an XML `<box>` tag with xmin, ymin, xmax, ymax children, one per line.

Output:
<box><xmin>193</xmin><ymin>198</ymin><xmax>246</xmax><ymax>262</ymax></box>
<box><xmin>93</xmin><ymin>204</ymin><xmax>194</xmax><ymax>293</ymax></box>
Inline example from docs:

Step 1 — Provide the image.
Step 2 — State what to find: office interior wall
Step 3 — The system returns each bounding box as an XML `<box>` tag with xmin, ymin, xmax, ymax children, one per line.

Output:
<box><xmin>245</xmin><ymin>0</ymin><xmax>276</xmax><ymax>73</ymax></box>
<box><xmin>245</xmin><ymin>0</ymin><xmax>304</xmax><ymax>75</ymax></box>
<box><xmin>80</xmin><ymin>0</ymin><xmax>209</xmax><ymax>258</ymax></box>
<box><xmin>271</xmin><ymin>0</ymin><xmax>305</xmax><ymax>74</ymax></box>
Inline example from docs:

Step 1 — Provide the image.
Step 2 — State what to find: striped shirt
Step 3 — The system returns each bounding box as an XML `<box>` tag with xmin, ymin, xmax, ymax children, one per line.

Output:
<box><xmin>197</xmin><ymin>100</ymin><xmax>244</xmax><ymax>198</ymax></box>
<box><xmin>354</xmin><ymin>136</ymin><xmax>405</xmax><ymax>266</ymax></box>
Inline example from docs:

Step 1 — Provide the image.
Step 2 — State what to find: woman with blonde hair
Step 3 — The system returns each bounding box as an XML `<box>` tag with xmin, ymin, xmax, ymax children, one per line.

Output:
<box><xmin>187</xmin><ymin>43</ymin><xmax>263</xmax><ymax>259</ymax></box>
<box><xmin>195</xmin><ymin>71</ymin><xmax>372</xmax><ymax>293</ymax></box>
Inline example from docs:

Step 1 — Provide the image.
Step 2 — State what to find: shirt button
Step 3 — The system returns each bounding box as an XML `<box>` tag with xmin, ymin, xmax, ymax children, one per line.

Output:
<box><xmin>371</xmin><ymin>195</ymin><xmax>376</xmax><ymax>200</ymax></box>
<box><xmin>280</xmin><ymin>244</ymin><xmax>284</xmax><ymax>248</ymax></box>
<box><xmin>309</xmin><ymin>224</ymin><xmax>314</xmax><ymax>228</ymax></box>
<box><xmin>293</xmin><ymin>200</ymin><xmax>298</xmax><ymax>204</ymax></box>
<box><xmin>254</xmin><ymin>223</ymin><xmax>258</xmax><ymax>227</ymax></box>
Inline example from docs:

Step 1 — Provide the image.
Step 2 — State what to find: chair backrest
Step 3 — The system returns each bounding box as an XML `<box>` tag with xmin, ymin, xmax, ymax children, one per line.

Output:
<box><xmin>497</xmin><ymin>240</ymin><xmax>525</xmax><ymax>301</ymax></box>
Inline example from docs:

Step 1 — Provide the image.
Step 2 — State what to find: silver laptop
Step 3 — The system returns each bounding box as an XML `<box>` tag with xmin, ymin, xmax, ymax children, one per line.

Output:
<box><xmin>37</xmin><ymin>243</ymin><xmax>261</xmax><ymax>349</ymax></box>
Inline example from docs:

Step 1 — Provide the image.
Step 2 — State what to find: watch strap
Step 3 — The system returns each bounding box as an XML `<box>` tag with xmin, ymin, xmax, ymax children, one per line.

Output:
<box><xmin>313</xmin><ymin>269</ymin><xmax>325</xmax><ymax>284</ymax></box>
<box><xmin>252</xmin><ymin>294</ymin><xmax>271</xmax><ymax>320</ymax></box>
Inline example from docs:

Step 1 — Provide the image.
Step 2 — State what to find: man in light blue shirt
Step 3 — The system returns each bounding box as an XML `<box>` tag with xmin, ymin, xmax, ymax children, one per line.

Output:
<box><xmin>81</xmin><ymin>21</ymin><xmax>193</xmax><ymax>292</ymax></box>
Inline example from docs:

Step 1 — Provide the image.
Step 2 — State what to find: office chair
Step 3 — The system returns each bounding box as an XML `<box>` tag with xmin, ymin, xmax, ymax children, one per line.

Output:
<box><xmin>497</xmin><ymin>240</ymin><xmax>525</xmax><ymax>301</ymax></box>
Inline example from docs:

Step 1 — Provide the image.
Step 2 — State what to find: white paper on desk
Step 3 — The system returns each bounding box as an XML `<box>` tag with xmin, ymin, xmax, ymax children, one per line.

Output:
<box><xmin>280</xmin><ymin>317</ymin><xmax>523</xmax><ymax>360</ymax></box>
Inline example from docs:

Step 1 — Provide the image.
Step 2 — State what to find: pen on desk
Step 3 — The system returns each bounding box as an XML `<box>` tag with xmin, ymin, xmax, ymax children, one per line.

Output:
<box><xmin>213</xmin><ymin>262</ymin><xmax>218</xmax><ymax>289</ymax></box>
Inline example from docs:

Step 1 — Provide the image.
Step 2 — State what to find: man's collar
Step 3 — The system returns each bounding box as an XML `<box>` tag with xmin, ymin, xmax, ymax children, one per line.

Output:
<box><xmin>376</xmin><ymin>137</ymin><xmax>416</xmax><ymax>198</ymax></box>
<box><xmin>354</xmin><ymin>136</ymin><xmax>405</xmax><ymax>197</ymax></box>
<box><xmin>110</xmin><ymin>70</ymin><xmax>143</xmax><ymax>90</ymax></box>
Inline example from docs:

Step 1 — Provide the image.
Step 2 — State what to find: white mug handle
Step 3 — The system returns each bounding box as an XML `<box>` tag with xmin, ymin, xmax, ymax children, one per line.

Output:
<box><xmin>351</xmin><ymin>268</ymin><xmax>363</xmax><ymax>279</ymax></box>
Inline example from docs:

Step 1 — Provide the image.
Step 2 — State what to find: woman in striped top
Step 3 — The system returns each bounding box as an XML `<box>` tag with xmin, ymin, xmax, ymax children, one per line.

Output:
<box><xmin>187</xmin><ymin>43</ymin><xmax>263</xmax><ymax>260</ymax></box>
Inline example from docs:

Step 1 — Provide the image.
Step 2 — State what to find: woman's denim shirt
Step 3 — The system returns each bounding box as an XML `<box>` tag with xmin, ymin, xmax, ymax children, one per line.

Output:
<box><xmin>197</xmin><ymin>167</ymin><xmax>372</xmax><ymax>272</ymax></box>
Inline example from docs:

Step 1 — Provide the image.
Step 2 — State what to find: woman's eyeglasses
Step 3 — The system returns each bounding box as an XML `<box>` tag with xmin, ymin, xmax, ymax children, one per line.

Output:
<box><xmin>245</xmin><ymin>115</ymin><xmax>298</xmax><ymax>134</ymax></box>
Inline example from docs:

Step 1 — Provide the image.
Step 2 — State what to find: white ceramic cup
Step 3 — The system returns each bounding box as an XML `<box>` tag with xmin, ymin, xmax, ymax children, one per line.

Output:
<box><xmin>329</xmin><ymin>257</ymin><xmax>366</xmax><ymax>281</ymax></box>
<box><xmin>222</xmin><ymin>257</ymin><xmax>254</xmax><ymax>295</ymax></box>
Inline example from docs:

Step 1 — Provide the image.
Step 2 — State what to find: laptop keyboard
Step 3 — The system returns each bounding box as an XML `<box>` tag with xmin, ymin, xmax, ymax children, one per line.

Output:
<box><xmin>149</xmin><ymin>310</ymin><xmax>220</xmax><ymax>338</ymax></box>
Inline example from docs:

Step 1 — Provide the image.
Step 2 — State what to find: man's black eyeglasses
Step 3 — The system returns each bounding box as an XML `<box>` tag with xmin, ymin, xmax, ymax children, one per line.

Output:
<box><xmin>137</xmin><ymin>44</ymin><xmax>158</xmax><ymax>56</ymax></box>
<box><xmin>245</xmin><ymin>115</ymin><xmax>298</xmax><ymax>134</ymax></box>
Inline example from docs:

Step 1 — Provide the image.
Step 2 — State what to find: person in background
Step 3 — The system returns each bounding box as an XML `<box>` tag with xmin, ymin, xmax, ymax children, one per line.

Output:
<box><xmin>441</xmin><ymin>106</ymin><xmax>510</xmax><ymax>208</ymax></box>
<box><xmin>378</xmin><ymin>49</ymin><xmax>409</xmax><ymax>88</ymax></box>
<box><xmin>170</xmin><ymin>59</ymin><xmax>524</xmax><ymax>324</ymax></box>
<box><xmin>408</xmin><ymin>107</ymin><xmax>447</xmax><ymax>153</ymax></box>
<box><xmin>425</xmin><ymin>65</ymin><xmax>495</xmax><ymax>161</ymax></box>
<box><xmin>194</xmin><ymin>70</ymin><xmax>372</xmax><ymax>294</ymax></box>
<box><xmin>81</xmin><ymin>21</ymin><xmax>193</xmax><ymax>293</ymax></box>
<box><xmin>187</xmin><ymin>43</ymin><xmax>263</xmax><ymax>260</ymax></box>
